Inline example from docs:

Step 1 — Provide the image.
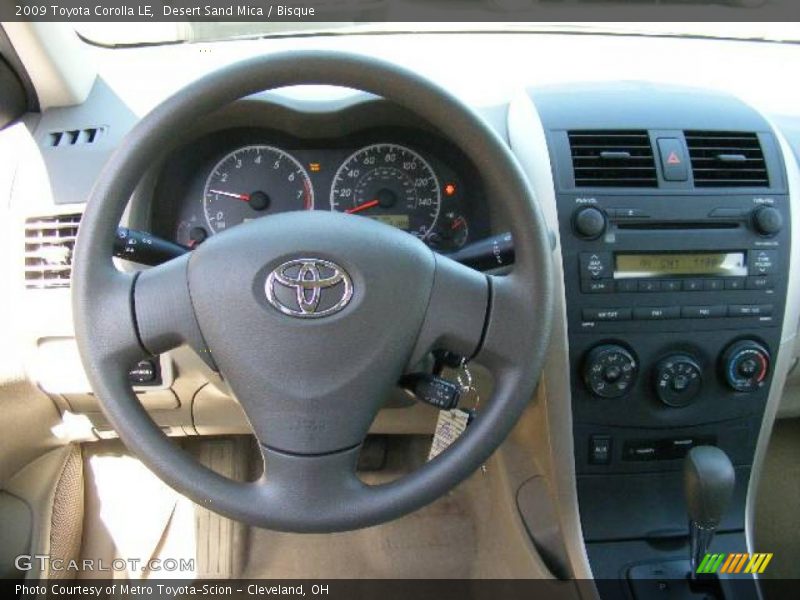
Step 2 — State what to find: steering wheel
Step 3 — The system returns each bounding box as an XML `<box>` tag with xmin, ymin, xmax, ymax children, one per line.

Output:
<box><xmin>72</xmin><ymin>51</ymin><xmax>554</xmax><ymax>532</ymax></box>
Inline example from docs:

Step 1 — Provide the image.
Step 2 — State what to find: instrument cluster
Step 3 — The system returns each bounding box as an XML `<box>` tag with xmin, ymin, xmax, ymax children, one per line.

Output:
<box><xmin>151</xmin><ymin>128</ymin><xmax>489</xmax><ymax>254</ymax></box>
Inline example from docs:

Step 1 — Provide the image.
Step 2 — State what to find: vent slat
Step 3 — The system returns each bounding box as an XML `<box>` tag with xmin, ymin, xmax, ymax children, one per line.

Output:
<box><xmin>24</xmin><ymin>214</ymin><xmax>81</xmax><ymax>289</ymax></box>
<box><xmin>685</xmin><ymin>131</ymin><xmax>769</xmax><ymax>188</ymax></box>
<box><xmin>568</xmin><ymin>130</ymin><xmax>657</xmax><ymax>188</ymax></box>
<box><xmin>46</xmin><ymin>127</ymin><xmax>106</xmax><ymax>147</ymax></box>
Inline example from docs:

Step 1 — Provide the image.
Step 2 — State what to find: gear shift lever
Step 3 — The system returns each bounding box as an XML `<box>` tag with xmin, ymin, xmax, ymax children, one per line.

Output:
<box><xmin>683</xmin><ymin>446</ymin><xmax>736</xmax><ymax>576</ymax></box>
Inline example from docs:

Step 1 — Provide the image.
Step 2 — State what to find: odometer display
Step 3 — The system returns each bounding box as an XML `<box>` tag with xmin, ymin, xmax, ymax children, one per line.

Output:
<box><xmin>329</xmin><ymin>144</ymin><xmax>441</xmax><ymax>239</ymax></box>
<box><xmin>203</xmin><ymin>145</ymin><xmax>313</xmax><ymax>234</ymax></box>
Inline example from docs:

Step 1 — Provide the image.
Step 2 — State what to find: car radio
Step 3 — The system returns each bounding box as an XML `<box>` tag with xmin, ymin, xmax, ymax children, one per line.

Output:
<box><xmin>563</xmin><ymin>195</ymin><xmax>787</xmax><ymax>335</ymax></box>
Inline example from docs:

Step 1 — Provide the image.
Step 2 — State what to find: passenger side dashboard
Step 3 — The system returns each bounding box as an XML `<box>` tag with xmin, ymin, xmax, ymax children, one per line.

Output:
<box><xmin>515</xmin><ymin>81</ymin><xmax>798</xmax><ymax>583</ymax></box>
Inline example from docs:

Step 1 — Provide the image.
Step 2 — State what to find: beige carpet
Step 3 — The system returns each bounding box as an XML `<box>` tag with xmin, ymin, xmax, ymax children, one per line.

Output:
<box><xmin>241</xmin><ymin>436</ymin><xmax>550</xmax><ymax>579</ymax></box>
<box><xmin>754</xmin><ymin>417</ymin><xmax>800</xmax><ymax>579</ymax></box>
<box><xmin>77</xmin><ymin>436</ymin><xmax>551</xmax><ymax>580</ymax></box>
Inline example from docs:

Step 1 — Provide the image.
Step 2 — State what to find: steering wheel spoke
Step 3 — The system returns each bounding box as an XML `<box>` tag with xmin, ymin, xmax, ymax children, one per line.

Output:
<box><xmin>73</xmin><ymin>269</ymin><xmax>145</xmax><ymax>366</ymax></box>
<box><xmin>410</xmin><ymin>253</ymin><xmax>489</xmax><ymax>365</ymax></box>
<box><xmin>133</xmin><ymin>253</ymin><xmax>214</xmax><ymax>366</ymax></box>
<box><xmin>253</xmin><ymin>445</ymin><xmax>366</xmax><ymax>531</ymax></box>
<box><xmin>474</xmin><ymin>272</ymin><xmax>544</xmax><ymax>374</ymax></box>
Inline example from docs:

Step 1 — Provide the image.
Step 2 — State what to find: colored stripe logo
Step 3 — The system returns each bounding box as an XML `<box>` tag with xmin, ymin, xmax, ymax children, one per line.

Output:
<box><xmin>696</xmin><ymin>553</ymin><xmax>773</xmax><ymax>574</ymax></box>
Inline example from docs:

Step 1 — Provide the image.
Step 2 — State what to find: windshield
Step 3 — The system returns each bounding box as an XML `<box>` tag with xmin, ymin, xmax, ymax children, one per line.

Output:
<box><xmin>75</xmin><ymin>21</ymin><xmax>800</xmax><ymax>47</ymax></box>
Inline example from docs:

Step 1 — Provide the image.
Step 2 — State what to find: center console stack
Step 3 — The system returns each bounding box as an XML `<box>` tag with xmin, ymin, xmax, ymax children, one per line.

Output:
<box><xmin>530</xmin><ymin>82</ymin><xmax>790</xmax><ymax>590</ymax></box>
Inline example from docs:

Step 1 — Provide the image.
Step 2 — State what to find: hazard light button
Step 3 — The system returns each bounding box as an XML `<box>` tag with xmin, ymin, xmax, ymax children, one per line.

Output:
<box><xmin>657</xmin><ymin>138</ymin><xmax>689</xmax><ymax>182</ymax></box>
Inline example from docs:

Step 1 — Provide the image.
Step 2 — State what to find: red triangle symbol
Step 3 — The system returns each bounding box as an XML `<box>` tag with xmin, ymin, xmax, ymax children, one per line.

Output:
<box><xmin>667</xmin><ymin>151</ymin><xmax>681</xmax><ymax>165</ymax></box>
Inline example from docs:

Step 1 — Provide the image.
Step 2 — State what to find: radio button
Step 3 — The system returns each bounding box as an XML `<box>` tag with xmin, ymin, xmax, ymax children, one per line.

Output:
<box><xmin>583</xmin><ymin>280</ymin><xmax>614</xmax><ymax>293</ymax></box>
<box><xmin>683</xmin><ymin>279</ymin><xmax>704</xmax><ymax>292</ymax></box>
<box><xmin>579</xmin><ymin>252</ymin><xmax>612</xmax><ymax>280</ymax></box>
<box><xmin>682</xmin><ymin>305</ymin><xmax>726</xmax><ymax>319</ymax></box>
<box><xmin>728</xmin><ymin>304</ymin><xmax>774</xmax><ymax>317</ymax></box>
<box><xmin>615</xmin><ymin>279</ymin><xmax>638</xmax><ymax>293</ymax></box>
<box><xmin>638</xmin><ymin>280</ymin><xmax>661</xmax><ymax>293</ymax></box>
<box><xmin>582</xmin><ymin>308</ymin><xmax>632</xmax><ymax>321</ymax></box>
<box><xmin>746</xmin><ymin>276</ymin><xmax>774</xmax><ymax>291</ymax></box>
<box><xmin>749</xmin><ymin>250</ymin><xmax>777</xmax><ymax>275</ymax></box>
<box><xmin>725</xmin><ymin>278</ymin><xmax>745</xmax><ymax>290</ymax></box>
<box><xmin>634</xmin><ymin>306</ymin><xmax>681</xmax><ymax>320</ymax></box>
<box><xmin>703</xmin><ymin>279</ymin><xmax>724</xmax><ymax>291</ymax></box>
<box><xmin>662</xmin><ymin>280</ymin><xmax>682</xmax><ymax>292</ymax></box>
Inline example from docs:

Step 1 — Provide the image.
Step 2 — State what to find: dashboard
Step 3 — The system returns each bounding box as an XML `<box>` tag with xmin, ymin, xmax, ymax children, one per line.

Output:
<box><xmin>4</xmin><ymin>29</ymin><xmax>800</xmax><ymax>586</ymax></box>
<box><xmin>149</xmin><ymin>126</ymin><xmax>491</xmax><ymax>254</ymax></box>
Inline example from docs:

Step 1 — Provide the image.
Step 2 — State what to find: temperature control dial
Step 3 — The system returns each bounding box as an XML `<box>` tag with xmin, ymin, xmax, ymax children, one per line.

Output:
<box><xmin>721</xmin><ymin>340</ymin><xmax>770</xmax><ymax>393</ymax></box>
<box><xmin>654</xmin><ymin>354</ymin><xmax>703</xmax><ymax>407</ymax></box>
<box><xmin>583</xmin><ymin>344</ymin><xmax>637</xmax><ymax>399</ymax></box>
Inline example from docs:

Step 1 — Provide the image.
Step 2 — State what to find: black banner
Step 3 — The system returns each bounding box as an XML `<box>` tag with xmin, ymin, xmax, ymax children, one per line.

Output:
<box><xmin>6</xmin><ymin>579</ymin><xmax>800</xmax><ymax>600</ymax></box>
<box><xmin>2</xmin><ymin>0</ymin><xmax>800</xmax><ymax>23</ymax></box>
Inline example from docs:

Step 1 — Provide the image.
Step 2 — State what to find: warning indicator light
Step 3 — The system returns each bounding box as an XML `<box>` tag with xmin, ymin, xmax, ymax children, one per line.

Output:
<box><xmin>667</xmin><ymin>152</ymin><xmax>681</xmax><ymax>165</ymax></box>
<box><xmin>444</xmin><ymin>183</ymin><xmax>457</xmax><ymax>197</ymax></box>
<box><xmin>309</xmin><ymin>162</ymin><xmax>321</xmax><ymax>172</ymax></box>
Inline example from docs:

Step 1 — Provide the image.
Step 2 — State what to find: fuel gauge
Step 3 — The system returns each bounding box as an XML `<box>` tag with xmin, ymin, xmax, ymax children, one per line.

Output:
<box><xmin>428</xmin><ymin>211</ymin><xmax>469</xmax><ymax>253</ymax></box>
<box><xmin>176</xmin><ymin>219</ymin><xmax>208</xmax><ymax>248</ymax></box>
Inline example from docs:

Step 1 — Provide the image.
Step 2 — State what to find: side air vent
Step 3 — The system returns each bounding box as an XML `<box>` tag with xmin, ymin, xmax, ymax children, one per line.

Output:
<box><xmin>685</xmin><ymin>131</ymin><xmax>769</xmax><ymax>188</ymax></box>
<box><xmin>568</xmin><ymin>130</ymin><xmax>657</xmax><ymax>188</ymax></box>
<box><xmin>24</xmin><ymin>214</ymin><xmax>81</xmax><ymax>289</ymax></box>
<box><xmin>46</xmin><ymin>126</ymin><xmax>106</xmax><ymax>148</ymax></box>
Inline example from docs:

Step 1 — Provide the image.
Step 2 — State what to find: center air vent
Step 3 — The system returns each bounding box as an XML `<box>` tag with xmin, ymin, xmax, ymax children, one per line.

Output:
<box><xmin>24</xmin><ymin>214</ymin><xmax>81</xmax><ymax>289</ymax></box>
<box><xmin>568</xmin><ymin>130</ymin><xmax>657</xmax><ymax>188</ymax></box>
<box><xmin>685</xmin><ymin>131</ymin><xmax>769</xmax><ymax>188</ymax></box>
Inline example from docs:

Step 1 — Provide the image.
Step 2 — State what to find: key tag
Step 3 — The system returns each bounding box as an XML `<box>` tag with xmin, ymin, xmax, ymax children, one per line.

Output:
<box><xmin>427</xmin><ymin>361</ymin><xmax>479</xmax><ymax>462</ymax></box>
<box><xmin>456</xmin><ymin>361</ymin><xmax>480</xmax><ymax>414</ymax></box>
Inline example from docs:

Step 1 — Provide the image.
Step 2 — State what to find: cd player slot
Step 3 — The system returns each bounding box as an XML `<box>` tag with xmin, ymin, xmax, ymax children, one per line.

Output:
<box><xmin>616</xmin><ymin>222</ymin><xmax>739</xmax><ymax>231</ymax></box>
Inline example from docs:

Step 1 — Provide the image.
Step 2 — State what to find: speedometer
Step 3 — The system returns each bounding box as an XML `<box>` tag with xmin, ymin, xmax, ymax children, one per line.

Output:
<box><xmin>203</xmin><ymin>145</ymin><xmax>313</xmax><ymax>234</ymax></box>
<box><xmin>329</xmin><ymin>144</ymin><xmax>441</xmax><ymax>239</ymax></box>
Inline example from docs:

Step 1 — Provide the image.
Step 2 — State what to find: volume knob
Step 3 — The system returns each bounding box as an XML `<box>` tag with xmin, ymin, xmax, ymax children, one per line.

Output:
<box><xmin>573</xmin><ymin>207</ymin><xmax>607</xmax><ymax>239</ymax></box>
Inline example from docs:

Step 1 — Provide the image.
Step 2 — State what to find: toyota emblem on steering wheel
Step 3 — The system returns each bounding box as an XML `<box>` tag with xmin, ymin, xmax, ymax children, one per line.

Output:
<box><xmin>265</xmin><ymin>258</ymin><xmax>353</xmax><ymax>318</ymax></box>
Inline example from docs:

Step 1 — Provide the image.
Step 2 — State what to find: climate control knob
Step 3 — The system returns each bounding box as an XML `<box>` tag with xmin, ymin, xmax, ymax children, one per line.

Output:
<box><xmin>721</xmin><ymin>340</ymin><xmax>770</xmax><ymax>393</ymax></box>
<box><xmin>583</xmin><ymin>344</ymin><xmax>637</xmax><ymax>399</ymax></box>
<box><xmin>654</xmin><ymin>354</ymin><xmax>703</xmax><ymax>407</ymax></box>
<box><xmin>573</xmin><ymin>206</ymin><xmax>607</xmax><ymax>239</ymax></box>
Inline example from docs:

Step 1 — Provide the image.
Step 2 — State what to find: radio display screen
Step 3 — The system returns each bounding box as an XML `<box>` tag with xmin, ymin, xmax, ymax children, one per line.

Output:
<box><xmin>614</xmin><ymin>252</ymin><xmax>747</xmax><ymax>279</ymax></box>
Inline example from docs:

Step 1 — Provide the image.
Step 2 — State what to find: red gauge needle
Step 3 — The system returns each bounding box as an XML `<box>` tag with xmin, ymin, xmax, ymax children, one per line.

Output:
<box><xmin>209</xmin><ymin>189</ymin><xmax>251</xmax><ymax>202</ymax></box>
<box><xmin>451</xmin><ymin>217</ymin><xmax>466</xmax><ymax>230</ymax></box>
<box><xmin>346</xmin><ymin>199</ymin><xmax>380</xmax><ymax>214</ymax></box>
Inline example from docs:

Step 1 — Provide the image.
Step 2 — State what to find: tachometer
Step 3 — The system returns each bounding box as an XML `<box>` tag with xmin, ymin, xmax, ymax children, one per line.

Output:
<box><xmin>203</xmin><ymin>145</ymin><xmax>313</xmax><ymax>234</ymax></box>
<box><xmin>329</xmin><ymin>144</ymin><xmax>441</xmax><ymax>239</ymax></box>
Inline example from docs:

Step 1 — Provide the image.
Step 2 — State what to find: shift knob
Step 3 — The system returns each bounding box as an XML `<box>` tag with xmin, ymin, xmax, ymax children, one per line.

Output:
<box><xmin>684</xmin><ymin>446</ymin><xmax>735</xmax><ymax>577</ymax></box>
<box><xmin>683</xmin><ymin>446</ymin><xmax>736</xmax><ymax>528</ymax></box>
